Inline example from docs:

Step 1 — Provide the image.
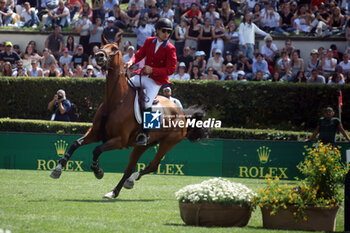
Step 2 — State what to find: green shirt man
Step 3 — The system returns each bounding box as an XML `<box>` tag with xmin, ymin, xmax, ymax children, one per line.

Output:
<box><xmin>305</xmin><ymin>107</ymin><xmax>350</xmax><ymax>144</ymax></box>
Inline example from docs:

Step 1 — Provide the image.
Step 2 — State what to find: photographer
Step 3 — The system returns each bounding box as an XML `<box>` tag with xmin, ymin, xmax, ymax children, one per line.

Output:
<box><xmin>48</xmin><ymin>89</ymin><xmax>71</xmax><ymax>121</ymax></box>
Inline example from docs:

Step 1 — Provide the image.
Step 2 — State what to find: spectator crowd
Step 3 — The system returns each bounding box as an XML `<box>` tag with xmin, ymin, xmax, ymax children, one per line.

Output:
<box><xmin>0</xmin><ymin>0</ymin><xmax>350</xmax><ymax>84</ymax></box>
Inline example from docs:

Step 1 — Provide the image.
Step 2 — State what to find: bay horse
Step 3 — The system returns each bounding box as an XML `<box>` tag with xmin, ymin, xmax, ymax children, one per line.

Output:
<box><xmin>50</xmin><ymin>37</ymin><xmax>206</xmax><ymax>199</ymax></box>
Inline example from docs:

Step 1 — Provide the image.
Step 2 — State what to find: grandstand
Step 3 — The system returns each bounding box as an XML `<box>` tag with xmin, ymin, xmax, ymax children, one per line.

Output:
<box><xmin>0</xmin><ymin>0</ymin><xmax>349</xmax><ymax>82</ymax></box>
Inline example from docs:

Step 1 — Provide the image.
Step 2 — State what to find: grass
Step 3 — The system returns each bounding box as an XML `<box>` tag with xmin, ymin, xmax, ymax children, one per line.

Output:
<box><xmin>0</xmin><ymin>169</ymin><xmax>345</xmax><ymax>233</ymax></box>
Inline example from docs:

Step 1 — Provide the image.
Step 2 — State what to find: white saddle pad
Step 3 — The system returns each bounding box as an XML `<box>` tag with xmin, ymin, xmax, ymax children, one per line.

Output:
<box><xmin>134</xmin><ymin>90</ymin><xmax>162</xmax><ymax>124</ymax></box>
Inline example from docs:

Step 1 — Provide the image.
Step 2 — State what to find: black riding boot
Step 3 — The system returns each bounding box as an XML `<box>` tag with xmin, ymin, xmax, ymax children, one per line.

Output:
<box><xmin>136</xmin><ymin>107</ymin><xmax>152</xmax><ymax>146</ymax></box>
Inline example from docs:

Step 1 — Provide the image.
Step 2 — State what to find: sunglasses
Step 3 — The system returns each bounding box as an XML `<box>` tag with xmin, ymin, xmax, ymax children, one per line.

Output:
<box><xmin>161</xmin><ymin>29</ymin><xmax>172</xmax><ymax>34</ymax></box>
<box><xmin>0</xmin><ymin>2</ymin><xmax>5</xmax><ymax>4</ymax></box>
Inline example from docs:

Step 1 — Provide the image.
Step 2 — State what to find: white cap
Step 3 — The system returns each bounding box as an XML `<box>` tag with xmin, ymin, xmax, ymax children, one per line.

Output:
<box><xmin>163</xmin><ymin>87</ymin><xmax>171</xmax><ymax>91</ymax></box>
<box><xmin>87</xmin><ymin>65</ymin><xmax>94</xmax><ymax>70</ymax></box>
<box><xmin>179</xmin><ymin>62</ymin><xmax>186</xmax><ymax>68</ymax></box>
<box><xmin>237</xmin><ymin>70</ymin><xmax>245</xmax><ymax>75</ymax></box>
<box><xmin>108</xmin><ymin>16</ymin><xmax>115</xmax><ymax>22</ymax></box>
<box><xmin>215</xmin><ymin>49</ymin><xmax>222</xmax><ymax>54</ymax></box>
<box><xmin>128</xmin><ymin>46</ymin><xmax>135</xmax><ymax>51</ymax></box>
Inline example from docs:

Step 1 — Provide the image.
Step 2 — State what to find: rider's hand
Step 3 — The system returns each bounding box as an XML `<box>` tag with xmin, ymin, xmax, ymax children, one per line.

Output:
<box><xmin>143</xmin><ymin>65</ymin><xmax>152</xmax><ymax>74</ymax></box>
<box><xmin>124</xmin><ymin>61</ymin><xmax>133</xmax><ymax>69</ymax></box>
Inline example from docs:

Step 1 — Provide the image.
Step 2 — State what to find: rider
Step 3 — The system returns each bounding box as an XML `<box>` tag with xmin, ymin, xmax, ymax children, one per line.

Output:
<box><xmin>124</xmin><ymin>18</ymin><xmax>177</xmax><ymax>146</ymax></box>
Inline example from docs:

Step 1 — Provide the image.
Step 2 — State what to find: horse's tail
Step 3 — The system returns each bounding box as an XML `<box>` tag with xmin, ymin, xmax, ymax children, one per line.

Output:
<box><xmin>183</xmin><ymin>106</ymin><xmax>209</xmax><ymax>142</ymax></box>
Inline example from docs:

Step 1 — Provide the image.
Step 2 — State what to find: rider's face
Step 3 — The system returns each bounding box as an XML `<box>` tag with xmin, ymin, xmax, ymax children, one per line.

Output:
<box><xmin>157</xmin><ymin>28</ymin><xmax>171</xmax><ymax>42</ymax></box>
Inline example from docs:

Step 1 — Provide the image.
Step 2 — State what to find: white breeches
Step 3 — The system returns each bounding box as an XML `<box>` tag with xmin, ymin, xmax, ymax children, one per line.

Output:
<box><xmin>129</xmin><ymin>75</ymin><xmax>161</xmax><ymax>109</ymax></box>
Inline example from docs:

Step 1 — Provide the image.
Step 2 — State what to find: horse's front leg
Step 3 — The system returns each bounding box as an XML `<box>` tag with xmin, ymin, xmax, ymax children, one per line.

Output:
<box><xmin>50</xmin><ymin>138</ymin><xmax>83</xmax><ymax>179</ymax></box>
<box><xmin>90</xmin><ymin>137</ymin><xmax>123</xmax><ymax>179</ymax></box>
<box><xmin>103</xmin><ymin>146</ymin><xmax>149</xmax><ymax>199</ymax></box>
<box><xmin>50</xmin><ymin>130</ymin><xmax>98</xmax><ymax>179</ymax></box>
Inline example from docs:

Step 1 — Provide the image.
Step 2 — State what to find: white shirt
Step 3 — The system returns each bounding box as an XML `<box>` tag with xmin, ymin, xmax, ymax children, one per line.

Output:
<box><xmin>133</xmin><ymin>24</ymin><xmax>155</xmax><ymax>47</ymax></box>
<box><xmin>323</xmin><ymin>58</ymin><xmax>337</xmax><ymax>71</ymax></box>
<box><xmin>160</xmin><ymin>9</ymin><xmax>174</xmax><ymax>22</ymax></box>
<box><xmin>176</xmin><ymin>26</ymin><xmax>187</xmax><ymax>39</ymax></box>
<box><xmin>128</xmin><ymin>0</ymin><xmax>144</xmax><ymax>10</ymax></box>
<box><xmin>244</xmin><ymin>0</ymin><xmax>258</xmax><ymax>9</ymax></box>
<box><xmin>78</xmin><ymin>19</ymin><xmax>92</xmax><ymax>36</ymax></box>
<box><xmin>260</xmin><ymin>44</ymin><xmax>278</xmax><ymax>59</ymax></box>
<box><xmin>204</xmin><ymin>11</ymin><xmax>220</xmax><ymax>25</ymax></box>
<box><xmin>123</xmin><ymin>53</ymin><xmax>135</xmax><ymax>63</ymax></box>
<box><xmin>238</xmin><ymin>22</ymin><xmax>269</xmax><ymax>45</ymax></box>
<box><xmin>261</xmin><ymin>10</ymin><xmax>280</xmax><ymax>28</ymax></box>
<box><xmin>339</xmin><ymin>61</ymin><xmax>350</xmax><ymax>73</ymax></box>
<box><xmin>155</xmin><ymin>39</ymin><xmax>163</xmax><ymax>54</ymax></box>
<box><xmin>173</xmin><ymin>73</ymin><xmax>190</xmax><ymax>80</ymax></box>
<box><xmin>59</xmin><ymin>55</ymin><xmax>72</xmax><ymax>66</ymax></box>
<box><xmin>328</xmin><ymin>79</ymin><xmax>345</xmax><ymax>84</ymax></box>
<box><xmin>21</xmin><ymin>9</ymin><xmax>33</xmax><ymax>22</ymax></box>
<box><xmin>52</xmin><ymin>6</ymin><xmax>70</xmax><ymax>25</ymax></box>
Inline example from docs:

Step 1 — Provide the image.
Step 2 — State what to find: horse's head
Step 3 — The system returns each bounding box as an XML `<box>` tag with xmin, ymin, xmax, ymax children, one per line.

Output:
<box><xmin>95</xmin><ymin>36</ymin><xmax>123</xmax><ymax>71</ymax></box>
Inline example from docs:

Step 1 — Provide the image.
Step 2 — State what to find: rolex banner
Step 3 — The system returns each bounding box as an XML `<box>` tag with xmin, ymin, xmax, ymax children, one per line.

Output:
<box><xmin>0</xmin><ymin>132</ymin><xmax>349</xmax><ymax>180</ymax></box>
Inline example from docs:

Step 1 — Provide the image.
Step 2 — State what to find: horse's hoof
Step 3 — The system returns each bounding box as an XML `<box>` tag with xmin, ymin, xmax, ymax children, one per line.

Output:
<box><xmin>130</xmin><ymin>172</ymin><xmax>140</xmax><ymax>181</ymax></box>
<box><xmin>123</xmin><ymin>172</ymin><xmax>140</xmax><ymax>189</ymax></box>
<box><xmin>123</xmin><ymin>179</ymin><xmax>134</xmax><ymax>189</ymax></box>
<box><xmin>93</xmin><ymin>168</ymin><xmax>104</xmax><ymax>179</ymax></box>
<box><xmin>50</xmin><ymin>164</ymin><xmax>62</xmax><ymax>179</ymax></box>
<box><xmin>102</xmin><ymin>191</ymin><xmax>116</xmax><ymax>199</ymax></box>
<box><xmin>91</xmin><ymin>163</ymin><xmax>104</xmax><ymax>179</ymax></box>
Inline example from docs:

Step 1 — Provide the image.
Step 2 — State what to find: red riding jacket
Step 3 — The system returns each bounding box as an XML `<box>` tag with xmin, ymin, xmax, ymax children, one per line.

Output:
<box><xmin>130</xmin><ymin>36</ymin><xmax>177</xmax><ymax>85</ymax></box>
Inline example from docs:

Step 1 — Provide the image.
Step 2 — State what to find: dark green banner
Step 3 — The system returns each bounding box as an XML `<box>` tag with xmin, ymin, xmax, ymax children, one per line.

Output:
<box><xmin>0</xmin><ymin>133</ymin><xmax>349</xmax><ymax>180</ymax></box>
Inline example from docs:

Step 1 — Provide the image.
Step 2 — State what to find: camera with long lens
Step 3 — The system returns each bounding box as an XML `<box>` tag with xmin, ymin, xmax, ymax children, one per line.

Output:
<box><xmin>57</xmin><ymin>93</ymin><xmax>63</xmax><ymax>100</ymax></box>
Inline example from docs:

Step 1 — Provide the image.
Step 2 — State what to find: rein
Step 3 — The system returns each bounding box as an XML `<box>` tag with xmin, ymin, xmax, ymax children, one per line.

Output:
<box><xmin>99</xmin><ymin>47</ymin><xmax>129</xmax><ymax>115</ymax></box>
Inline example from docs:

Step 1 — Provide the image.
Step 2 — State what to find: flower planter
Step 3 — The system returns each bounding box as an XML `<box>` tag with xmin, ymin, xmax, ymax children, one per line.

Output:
<box><xmin>179</xmin><ymin>202</ymin><xmax>252</xmax><ymax>227</ymax></box>
<box><xmin>261</xmin><ymin>206</ymin><xmax>339</xmax><ymax>232</ymax></box>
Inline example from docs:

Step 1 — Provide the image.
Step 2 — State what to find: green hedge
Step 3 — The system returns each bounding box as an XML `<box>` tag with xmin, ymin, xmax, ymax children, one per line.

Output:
<box><xmin>0</xmin><ymin>118</ymin><xmax>92</xmax><ymax>134</ymax></box>
<box><xmin>0</xmin><ymin>77</ymin><xmax>349</xmax><ymax>130</ymax></box>
<box><xmin>0</xmin><ymin>118</ymin><xmax>310</xmax><ymax>141</ymax></box>
<box><xmin>0</xmin><ymin>77</ymin><xmax>105</xmax><ymax>122</ymax></box>
<box><xmin>171</xmin><ymin>80</ymin><xmax>349</xmax><ymax>130</ymax></box>
<box><xmin>2</xmin><ymin>118</ymin><xmax>350</xmax><ymax>141</ymax></box>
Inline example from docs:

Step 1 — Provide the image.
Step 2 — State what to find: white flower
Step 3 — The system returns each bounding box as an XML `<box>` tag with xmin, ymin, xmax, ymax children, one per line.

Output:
<box><xmin>175</xmin><ymin>178</ymin><xmax>256</xmax><ymax>205</ymax></box>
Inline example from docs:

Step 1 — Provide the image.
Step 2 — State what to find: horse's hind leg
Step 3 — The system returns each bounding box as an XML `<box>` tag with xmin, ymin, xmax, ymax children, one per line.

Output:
<box><xmin>103</xmin><ymin>146</ymin><xmax>149</xmax><ymax>199</ymax></box>
<box><xmin>50</xmin><ymin>129</ymin><xmax>98</xmax><ymax>179</ymax></box>
<box><xmin>137</xmin><ymin>139</ymin><xmax>179</xmax><ymax>180</ymax></box>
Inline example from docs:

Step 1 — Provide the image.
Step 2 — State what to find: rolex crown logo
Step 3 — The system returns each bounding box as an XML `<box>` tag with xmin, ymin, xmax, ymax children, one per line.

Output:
<box><xmin>257</xmin><ymin>146</ymin><xmax>271</xmax><ymax>164</ymax></box>
<box><xmin>54</xmin><ymin>140</ymin><xmax>68</xmax><ymax>157</ymax></box>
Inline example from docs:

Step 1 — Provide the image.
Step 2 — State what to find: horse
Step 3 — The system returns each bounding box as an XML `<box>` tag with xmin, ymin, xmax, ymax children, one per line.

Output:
<box><xmin>50</xmin><ymin>37</ymin><xmax>206</xmax><ymax>199</ymax></box>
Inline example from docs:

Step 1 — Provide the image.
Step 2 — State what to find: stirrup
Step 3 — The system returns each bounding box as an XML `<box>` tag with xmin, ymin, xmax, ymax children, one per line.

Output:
<box><xmin>136</xmin><ymin>133</ymin><xmax>149</xmax><ymax>146</ymax></box>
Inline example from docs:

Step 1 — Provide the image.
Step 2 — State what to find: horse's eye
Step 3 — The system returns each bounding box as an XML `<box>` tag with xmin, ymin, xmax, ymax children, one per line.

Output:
<box><xmin>111</xmin><ymin>47</ymin><xmax>118</xmax><ymax>52</ymax></box>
